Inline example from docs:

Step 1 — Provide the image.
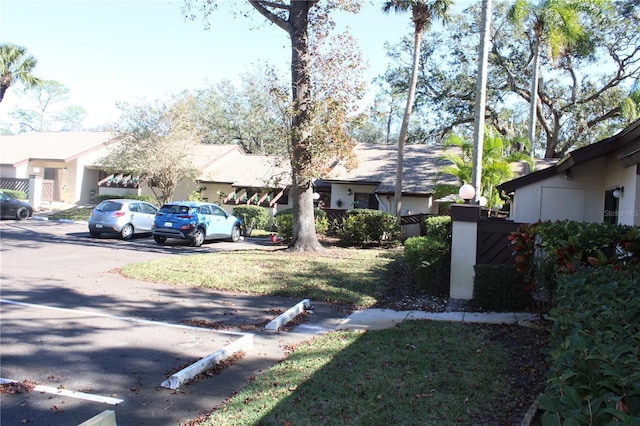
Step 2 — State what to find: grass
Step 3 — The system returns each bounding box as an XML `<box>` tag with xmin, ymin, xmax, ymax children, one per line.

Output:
<box><xmin>124</xmin><ymin>248</ymin><xmax>547</xmax><ymax>425</ymax></box>
<box><xmin>122</xmin><ymin>249</ymin><xmax>400</xmax><ymax>308</ymax></box>
<box><xmin>46</xmin><ymin>206</ymin><xmax>93</xmax><ymax>221</ymax></box>
<box><xmin>198</xmin><ymin>321</ymin><xmax>537</xmax><ymax>426</ymax></box>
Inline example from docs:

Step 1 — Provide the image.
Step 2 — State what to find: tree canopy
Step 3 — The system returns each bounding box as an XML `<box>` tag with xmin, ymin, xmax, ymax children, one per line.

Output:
<box><xmin>7</xmin><ymin>80</ymin><xmax>87</xmax><ymax>132</ymax></box>
<box><xmin>98</xmin><ymin>93</ymin><xmax>206</xmax><ymax>205</ymax></box>
<box><xmin>375</xmin><ymin>0</ymin><xmax>640</xmax><ymax>158</ymax></box>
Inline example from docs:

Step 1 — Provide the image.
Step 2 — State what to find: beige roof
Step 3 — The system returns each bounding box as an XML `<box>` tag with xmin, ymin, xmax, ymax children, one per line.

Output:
<box><xmin>190</xmin><ymin>144</ymin><xmax>245</xmax><ymax>171</ymax></box>
<box><xmin>324</xmin><ymin>143</ymin><xmax>458</xmax><ymax>195</ymax></box>
<box><xmin>0</xmin><ymin>131</ymin><xmax>118</xmax><ymax>166</ymax></box>
<box><xmin>198</xmin><ymin>152</ymin><xmax>292</xmax><ymax>188</ymax></box>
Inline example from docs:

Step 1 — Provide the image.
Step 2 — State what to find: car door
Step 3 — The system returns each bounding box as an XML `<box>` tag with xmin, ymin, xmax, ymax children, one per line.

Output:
<box><xmin>209</xmin><ymin>204</ymin><xmax>231</xmax><ymax>238</ymax></box>
<box><xmin>0</xmin><ymin>192</ymin><xmax>10</xmax><ymax>218</ymax></box>
<box><xmin>132</xmin><ymin>202</ymin><xmax>158</xmax><ymax>232</ymax></box>
<box><xmin>196</xmin><ymin>205</ymin><xmax>215</xmax><ymax>238</ymax></box>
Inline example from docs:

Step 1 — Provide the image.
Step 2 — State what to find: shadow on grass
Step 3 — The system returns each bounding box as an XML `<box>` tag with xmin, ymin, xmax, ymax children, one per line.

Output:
<box><xmin>198</xmin><ymin>320</ymin><xmax>548</xmax><ymax>426</ymax></box>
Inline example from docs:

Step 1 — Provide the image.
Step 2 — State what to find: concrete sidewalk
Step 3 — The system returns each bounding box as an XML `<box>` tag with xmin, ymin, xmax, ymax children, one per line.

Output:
<box><xmin>335</xmin><ymin>308</ymin><xmax>538</xmax><ymax>331</ymax></box>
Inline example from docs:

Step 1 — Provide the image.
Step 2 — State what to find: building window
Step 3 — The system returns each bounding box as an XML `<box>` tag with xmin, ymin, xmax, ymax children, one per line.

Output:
<box><xmin>353</xmin><ymin>193</ymin><xmax>379</xmax><ymax>210</ymax></box>
<box><xmin>603</xmin><ymin>189</ymin><xmax>618</xmax><ymax>224</ymax></box>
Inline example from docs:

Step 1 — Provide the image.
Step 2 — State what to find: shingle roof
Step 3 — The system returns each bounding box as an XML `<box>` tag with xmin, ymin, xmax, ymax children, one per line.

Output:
<box><xmin>322</xmin><ymin>143</ymin><xmax>458</xmax><ymax>196</ymax></box>
<box><xmin>197</xmin><ymin>152</ymin><xmax>292</xmax><ymax>188</ymax></box>
<box><xmin>0</xmin><ymin>131</ymin><xmax>118</xmax><ymax>166</ymax></box>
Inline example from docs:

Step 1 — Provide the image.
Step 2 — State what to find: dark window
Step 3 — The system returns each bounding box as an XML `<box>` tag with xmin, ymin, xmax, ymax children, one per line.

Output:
<box><xmin>353</xmin><ymin>193</ymin><xmax>379</xmax><ymax>209</ymax></box>
<box><xmin>604</xmin><ymin>189</ymin><xmax>618</xmax><ymax>224</ymax></box>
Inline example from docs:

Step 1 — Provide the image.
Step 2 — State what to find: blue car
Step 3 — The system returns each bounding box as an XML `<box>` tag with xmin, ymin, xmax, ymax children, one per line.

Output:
<box><xmin>152</xmin><ymin>201</ymin><xmax>242</xmax><ymax>247</ymax></box>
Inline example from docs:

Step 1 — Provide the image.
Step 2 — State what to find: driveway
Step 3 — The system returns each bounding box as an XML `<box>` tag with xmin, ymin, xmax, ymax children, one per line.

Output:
<box><xmin>0</xmin><ymin>220</ymin><xmax>346</xmax><ymax>425</ymax></box>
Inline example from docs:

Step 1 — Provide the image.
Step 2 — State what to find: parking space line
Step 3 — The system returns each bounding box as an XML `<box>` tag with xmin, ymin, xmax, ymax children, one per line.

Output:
<box><xmin>0</xmin><ymin>378</ymin><xmax>123</xmax><ymax>405</ymax></box>
<box><xmin>0</xmin><ymin>298</ymin><xmax>248</xmax><ymax>337</ymax></box>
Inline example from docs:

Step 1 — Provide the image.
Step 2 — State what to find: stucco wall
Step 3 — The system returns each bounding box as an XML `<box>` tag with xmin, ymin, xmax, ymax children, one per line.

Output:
<box><xmin>511</xmin><ymin>155</ymin><xmax>638</xmax><ymax>225</ymax></box>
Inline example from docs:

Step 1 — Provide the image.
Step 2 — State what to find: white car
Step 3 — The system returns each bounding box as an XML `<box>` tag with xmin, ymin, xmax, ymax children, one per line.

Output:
<box><xmin>88</xmin><ymin>199</ymin><xmax>158</xmax><ymax>240</ymax></box>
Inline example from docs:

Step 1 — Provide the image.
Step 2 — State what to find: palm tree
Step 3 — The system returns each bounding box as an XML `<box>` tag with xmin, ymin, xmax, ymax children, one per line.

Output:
<box><xmin>508</xmin><ymin>0</ymin><xmax>608</xmax><ymax>161</ymax></box>
<box><xmin>382</xmin><ymin>0</ymin><xmax>453</xmax><ymax>219</ymax></box>
<box><xmin>438</xmin><ymin>128</ymin><xmax>530</xmax><ymax>210</ymax></box>
<box><xmin>0</xmin><ymin>43</ymin><xmax>40</xmax><ymax>103</ymax></box>
<box><xmin>471</xmin><ymin>0</ymin><xmax>493</xmax><ymax>203</ymax></box>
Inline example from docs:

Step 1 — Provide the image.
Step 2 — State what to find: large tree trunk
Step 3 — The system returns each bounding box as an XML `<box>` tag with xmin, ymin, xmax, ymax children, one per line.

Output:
<box><xmin>288</xmin><ymin>1</ymin><xmax>323</xmax><ymax>251</ymax></box>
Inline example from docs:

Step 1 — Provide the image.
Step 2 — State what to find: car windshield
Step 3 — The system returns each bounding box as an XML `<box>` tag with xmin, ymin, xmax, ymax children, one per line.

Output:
<box><xmin>0</xmin><ymin>192</ymin><xmax>16</xmax><ymax>201</ymax></box>
<box><xmin>159</xmin><ymin>205</ymin><xmax>191</xmax><ymax>214</ymax></box>
<box><xmin>97</xmin><ymin>201</ymin><xmax>123</xmax><ymax>212</ymax></box>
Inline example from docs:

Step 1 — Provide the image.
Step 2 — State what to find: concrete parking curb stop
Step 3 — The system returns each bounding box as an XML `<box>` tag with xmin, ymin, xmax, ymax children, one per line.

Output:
<box><xmin>78</xmin><ymin>410</ymin><xmax>117</xmax><ymax>426</ymax></box>
<box><xmin>265</xmin><ymin>299</ymin><xmax>311</xmax><ymax>331</ymax></box>
<box><xmin>161</xmin><ymin>333</ymin><xmax>254</xmax><ymax>390</ymax></box>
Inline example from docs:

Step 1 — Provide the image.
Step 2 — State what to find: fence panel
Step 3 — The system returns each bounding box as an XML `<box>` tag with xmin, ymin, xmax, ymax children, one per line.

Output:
<box><xmin>42</xmin><ymin>179</ymin><xmax>54</xmax><ymax>202</ymax></box>
<box><xmin>476</xmin><ymin>219</ymin><xmax>520</xmax><ymax>265</ymax></box>
<box><xmin>0</xmin><ymin>177</ymin><xmax>29</xmax><ymax>195</ymax></box>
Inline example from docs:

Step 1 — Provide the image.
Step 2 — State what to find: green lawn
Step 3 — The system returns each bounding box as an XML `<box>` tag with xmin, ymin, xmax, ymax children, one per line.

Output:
<box><xmin>198</xmin><ymin>321</ymin><xmax>543</xmax><ymax>425</ymax></box>
<box><xmin>122</xmin><ymin>248</ymin><xmax>401</xmax><ymax>308</ymax></box>
<box><xmin>123</xmin><ymin>248</ymin><xmax>547</xmax><ymax>425</ymax></box>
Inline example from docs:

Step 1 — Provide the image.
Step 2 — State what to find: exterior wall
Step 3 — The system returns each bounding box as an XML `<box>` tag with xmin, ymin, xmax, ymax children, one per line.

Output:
<box><xmin>330</xmin><ymin>183</ymin><xmax>359</xmax><ymax>209</ymax></box>
<box><xmin>99</xmin><ymin>186</ymin><xmax>141</xmax><ymax>198</ymax></box>
<box><xmin>329</xmin><ymin>183</ymin><xmax>434</xmax><ymax>215</ymax></box>
<box><xmin>510</xmin><ymin>156</ymin><xmax>637</xmax><ymax>225</ymax></box>
<box><xmin>82</xmin><ymin>169</ymin><xmax>100</xmax><ymax>204</ymax></box>
<box><xmin>603</xmin><ymin>155</ymin><xmax>638</xmax><ymax>226</ymax></box>
<box><xmin>400</xmin><ymin>196</ymin><xmax>436</xmax><ymax>215</ymax></box>
<box><xmin>1</xmin><ymin>164</ymin><xmax>24</xmax><ymax>178</ymax></box>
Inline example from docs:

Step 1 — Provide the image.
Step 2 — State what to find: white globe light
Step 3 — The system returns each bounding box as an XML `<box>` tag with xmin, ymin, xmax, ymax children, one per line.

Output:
<box><xmin>458</xmin><ymin>184</ymin><xmax>475</xmax><ymax>201</ymax></box>
<box><xmin>33</xmin><ymin>167</ymin><xmax>41</xmax><ymax>174</ymax></box>
<box><xmin>479</xmin><ymin>196</ymin><xmax>488</xmax><ymax>207</ymax></box>
<box><xmin>312</xmin><ymin>192</ymin><xmax>320</xmax><ymax>200</ymax></box>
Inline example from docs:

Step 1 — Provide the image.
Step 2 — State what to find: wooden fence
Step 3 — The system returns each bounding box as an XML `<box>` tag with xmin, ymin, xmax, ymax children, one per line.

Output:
<box><xmin>476</xmin><ymin>218</ymin><xmax>521</xmax><ymax>265</ymax></box>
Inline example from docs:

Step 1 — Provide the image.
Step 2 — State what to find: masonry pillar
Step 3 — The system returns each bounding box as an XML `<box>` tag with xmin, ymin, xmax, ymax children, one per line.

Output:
<box><xmin>449</xmin><ymin>204</ymin><xmax>484</xmax><ymax>304</ymax></box>
<box><xmin>28</xmin><ymin>170</ymin><xmax>43</xmax><ymax>211</ymax></box>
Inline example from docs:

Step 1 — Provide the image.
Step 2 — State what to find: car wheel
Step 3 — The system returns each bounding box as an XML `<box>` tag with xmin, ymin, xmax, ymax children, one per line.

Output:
<box><xmin>16</xmin><ymin>207</ymin><xmax>30</xmax><ymax>220</ymax></box>
<box><xmin>229</xmin><ymin>225</ymin><xmax>240</xmax><ymax>242</ymax></box>
<box><xmin>120</xmin><ymin>224</ymin><xmax>134</xmax><ymax>240</ymax></box>
<box><xmin>89</xmin><ymin>230</ymin><xmax>101</xmax><ymax>238</ymax></box>
<box><xmin>154</xmin><ymin>235</ymin><xmax>167</xmax><ymax>244</ymax></box>
<box><xmin>191</xmin><ymin>228</ymin><xmax>205</xmax><ymax>247</ymax></box>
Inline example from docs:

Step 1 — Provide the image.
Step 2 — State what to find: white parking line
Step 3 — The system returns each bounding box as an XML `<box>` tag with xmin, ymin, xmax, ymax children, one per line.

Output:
<box><xmin>0</xmin><ymin>298</ymin><xmax>247</xmax><ymax>337</ymax></box>
<box><xmin>0</xmin><ymin>378</ymin><xmax>123</xmax><ymax>405</ymax></box>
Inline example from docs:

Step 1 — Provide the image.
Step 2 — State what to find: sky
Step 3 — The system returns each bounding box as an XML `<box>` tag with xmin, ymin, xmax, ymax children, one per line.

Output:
<box><xmin>1</xmin><ymin>0</ymin><xmax>467</xmax><ymax>130</ymax></box>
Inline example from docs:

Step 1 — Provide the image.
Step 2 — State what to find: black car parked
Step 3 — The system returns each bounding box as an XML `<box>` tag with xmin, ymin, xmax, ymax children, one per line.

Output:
<box><xmin>0</xmin><ymin>190</ymin><xmax>33</xmax><ymax>220</ymax></box>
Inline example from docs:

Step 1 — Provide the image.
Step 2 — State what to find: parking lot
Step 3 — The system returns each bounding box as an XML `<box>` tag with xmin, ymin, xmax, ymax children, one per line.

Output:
<box><xmin>0</xmin><ymin>220</ymin><xmax>343</xmax><ymax>425</ymax></box>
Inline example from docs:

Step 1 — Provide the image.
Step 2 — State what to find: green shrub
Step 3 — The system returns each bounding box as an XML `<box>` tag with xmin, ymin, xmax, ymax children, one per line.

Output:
<box><xmin>423</xmin><ymin>215</ymin><xmax>452</xmax><ymax>241</ymax></box>
<box><xmin>404</xmin><ymin>236</ymin><xmax>450</xmax><ymax>296</ymax></box>
<box><xmin>1</xmin><ymin>189</ymin><xmax>27</xmax><ymax>199</ymax></box>
<box><xmin>540</xmin><ymin>265</ymin><xmax>640</xmax><ymax>425</ymax></box>
<box><xmin>274</xmin><ymin>208</ymin><xmax>328</xmax><ymax>241</ymax></box>
<box><xmin>508</xmin><ymin>220</ymin><xmax>637</xmax><ymax>315</ymax></box>
<box><xmin>338</xmin><ymin>209</ymin><xmax>400</xmax><ymax>246</ymax></box>
<box><xmin>187</xmin><ymin>190</ymin><xmax>205</xmax><ymax>201</ymax></box>
<box><xmin>232</xmin><ymin>205</ymin><xmax>269</xmax><ymax>230</ymax></box>
<box><xmin>472</xmin><ymin>264</ymin><xmax>531</xmax><ymax>311</ymax></box>
<box><xmin>275</xmin><ymin>213</ymin><xmax>293</xmax><ymax>241</ymax></box>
